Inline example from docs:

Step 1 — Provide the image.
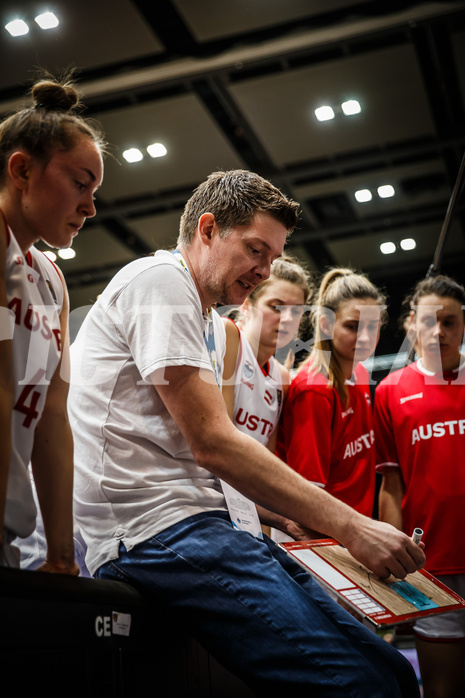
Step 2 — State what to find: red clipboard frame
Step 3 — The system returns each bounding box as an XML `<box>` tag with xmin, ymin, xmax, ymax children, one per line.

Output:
<box><xmin>279</xmin><ymin>538</ymin><xmax>465</xmax><ymax>627</ymax></box>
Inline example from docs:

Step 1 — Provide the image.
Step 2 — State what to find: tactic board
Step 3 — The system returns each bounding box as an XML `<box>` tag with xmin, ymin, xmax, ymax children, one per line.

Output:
<box><xmin>279</xmin><ymin>539</ymin><xmax>465</xmax><ymax>627</ymax></box>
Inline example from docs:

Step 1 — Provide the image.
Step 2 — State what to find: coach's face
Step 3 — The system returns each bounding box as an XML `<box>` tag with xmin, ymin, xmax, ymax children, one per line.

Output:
<box><xmin>201</xmin><ymin>212</ymin><xmax>287</xmax><ymax>307</ymax></box>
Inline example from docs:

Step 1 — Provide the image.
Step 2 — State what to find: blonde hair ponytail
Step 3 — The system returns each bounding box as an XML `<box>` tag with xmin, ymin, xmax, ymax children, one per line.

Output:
<box><xmin>303</xmin><ymin>267</ymin><xmax>387</xmax><ymax>406</ymax></box>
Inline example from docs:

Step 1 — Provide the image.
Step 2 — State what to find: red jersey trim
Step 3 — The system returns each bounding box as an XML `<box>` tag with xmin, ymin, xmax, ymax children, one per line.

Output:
<box><xmin>37</xmin><ymin>248</ymin><xmax>62</xmax><ymax>283</ymax></box>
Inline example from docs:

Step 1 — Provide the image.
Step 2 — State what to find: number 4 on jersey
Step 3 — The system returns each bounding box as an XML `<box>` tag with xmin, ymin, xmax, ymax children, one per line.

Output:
<box><xmin>14</xmin><ymin>368</ymin><xmax>47</xmax><ymax>428</ymax></box>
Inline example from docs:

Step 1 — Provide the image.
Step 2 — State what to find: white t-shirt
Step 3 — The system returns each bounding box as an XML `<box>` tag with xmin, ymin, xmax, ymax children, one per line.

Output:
<box><xmin>68</xmin><ymin>250</ymin><xmax>227</xmax><ymax>576</ymax></box>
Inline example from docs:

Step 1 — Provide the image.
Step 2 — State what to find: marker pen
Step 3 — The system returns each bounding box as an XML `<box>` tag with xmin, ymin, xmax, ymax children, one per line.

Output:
<box><xmin>412</xmin><ymin>527</ymin><xmax>423</xmax><ymax>545</ymax></box>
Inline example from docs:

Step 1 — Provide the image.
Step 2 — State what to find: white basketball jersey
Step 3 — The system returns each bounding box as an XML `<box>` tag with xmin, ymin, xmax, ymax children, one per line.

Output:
<box><xmin>233</xmin><ymin>330</ymin><xmax>284</xmax><ymax>446</ymax></box>
<box><xmin>5</xmin><ymin>225</ymin><xmax>64</xmax><ymax>538</ymax></box>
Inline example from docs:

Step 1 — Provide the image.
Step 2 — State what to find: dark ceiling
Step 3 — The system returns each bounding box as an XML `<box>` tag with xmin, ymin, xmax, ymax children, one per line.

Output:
<box><xmin>1</xmin><ymin>0</ymin><xmax>465</xmax><ymax>354</ymax></box>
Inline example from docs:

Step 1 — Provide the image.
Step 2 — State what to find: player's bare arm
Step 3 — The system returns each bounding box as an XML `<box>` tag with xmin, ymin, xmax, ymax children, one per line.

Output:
<box><xmin>31</xmin><ymin>272</ymin><xmax>78</xmax><ymax>575</ymax></box>
<box><xmin>0</xmin><ymin>218</ymin><xmax>13</xmax><ymax>550</ymax></box>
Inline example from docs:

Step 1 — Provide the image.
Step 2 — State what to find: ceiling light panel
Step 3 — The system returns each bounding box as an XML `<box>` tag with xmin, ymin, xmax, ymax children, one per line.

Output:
<box><xmin>147</xmin><ymin>142</ymin><xmax>167</xmax><ymax>158</ymax></box>
<box><xmin>355</xmin><ymin>189</ymin><xmax>372</xmax><ymax>203</ymax></box>
<box><xmin>5</xmin><ymin>19</ymin><xmax>29</xmax><ymax>36</ymax></box>
<box><xmin>123</xmin><ymin>148</ymin><xmax>144</xmax><ymax>163</ymax></box>
<box><xmin>380</xmin><ymin>242</ymin><xmax>396</xmax><ymax>255</ymax></box>
<box><xmin>315</xmin><ymin>106</ymin><xmax>335</xmax><ymax>122</ymax></box>
<box><xmin>378</xmin><ymin>184</ymin><xmax>395</xmax><ymax>198</ymax></box>
<box><xmin>400</xmin><ymin>238</ymin><xmax>416</xmax><ymax>250</ymax></box>
<box><xmin>58</xmin><ymin>248</ymin><xmax>76</xmax><ymax>260</ymax></box>
<box><xmin>341</xmin><ymin>99</ymin><xmax>361</xmax><ymax>115</ymax></box>
<box><xmin>35</xmin><ymin>12</ymin><xmax>59</xmax><ymax>30</ymax></box>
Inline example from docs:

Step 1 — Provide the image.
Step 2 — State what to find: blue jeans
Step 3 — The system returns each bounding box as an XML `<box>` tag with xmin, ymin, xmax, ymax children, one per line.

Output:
<box><xmin>96</xmin><ymin>511</ymin><xmax>419</xmax><ymax>697</ymax></box>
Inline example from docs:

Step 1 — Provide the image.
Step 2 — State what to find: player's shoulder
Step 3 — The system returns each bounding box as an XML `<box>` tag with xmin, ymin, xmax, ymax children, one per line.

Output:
<box><xmin>377</xmin><ymin>362</ymin><xmax>412</xmax><ymax>386</ymax></box>
<box><xmin>272</xmin><ymin>356</ymin><xmax>290</xmax><ymax>387</ymax></box>
<box><xmin>288</xmin><ymin>363</ymin><xmax>333</xmax><ymax>405</ymax></box>
<box><xmin>31</xmin><ymin>245</ymin><xmax>63</xmax><ymax>278</ymax></box>
<box><xmin>355</xmin><ymin>362</ymin><xmax>370</xmax><ymax>379</ymax></box>
<box><xmin>292</xmin><ymin>361</ymin><xmax>327</xmax><ymax>386</ymax></box>
<box><xmin>222</xmin><ymin>315</ymin><xmax>240</xmax><ymax>335</ymax></box>
<box><xmin>375</xmin><ymin>363</ymin><xmax>421</xmax><ymax>407</ymax></box>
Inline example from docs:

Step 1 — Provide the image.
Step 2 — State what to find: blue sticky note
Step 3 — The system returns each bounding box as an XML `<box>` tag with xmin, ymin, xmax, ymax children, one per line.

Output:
<box><xmin>389</xmin><ymin>581</ymin><xmax>439</xmax><ymax>610</ymax></box>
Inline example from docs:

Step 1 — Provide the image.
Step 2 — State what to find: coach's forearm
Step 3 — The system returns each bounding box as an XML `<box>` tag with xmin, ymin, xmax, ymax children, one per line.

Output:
<box><xmin>194</xmin><ymin>425</ymin><xmax>362</xmax><ymax>543</ymax></box>
<box><xmin>193</xmin><ymin>426</ymin><xmax>425</xmax><ymax>579</ymax></box>
<box><xmin>156</xmin><ymin>366</ymin><xmax>425</xmax><ymax>578</ymax></box>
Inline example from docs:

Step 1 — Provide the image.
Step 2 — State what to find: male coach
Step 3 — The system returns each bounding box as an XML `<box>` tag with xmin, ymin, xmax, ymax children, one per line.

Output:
<box><xmin>68</xmin><ymin>169</ymin><xmax>424</xmax><ymax>696</ymax></box>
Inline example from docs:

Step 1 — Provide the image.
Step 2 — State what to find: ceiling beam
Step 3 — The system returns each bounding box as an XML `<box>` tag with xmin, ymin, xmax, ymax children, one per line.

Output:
<box><xmin>1</xmin><ymin>2</ymin><xmax>463</xmax><ymax>116</ymax></box>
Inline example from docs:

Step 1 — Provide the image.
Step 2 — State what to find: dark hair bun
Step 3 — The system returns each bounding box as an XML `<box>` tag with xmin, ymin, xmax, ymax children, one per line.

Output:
<box><xmin>32</xmin><ymin>80</ymin><xmax>80</xmax><ymax>113</ymax></box>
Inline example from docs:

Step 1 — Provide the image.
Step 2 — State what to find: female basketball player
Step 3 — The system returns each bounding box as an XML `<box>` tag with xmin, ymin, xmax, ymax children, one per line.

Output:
<box><xmin>221</xmin><ymin>254</ymin><xmax>312</xmax><ymax>538</ymax></box>
<box><xmin>277</xmin><ymin>267</ymin><xmax>386</xmax><ymax>527</ymax></box>
<box><xmin>0</xmin><ymin>73</ymin><xmax>105</xmax><ymax>569</ymax></box>
<box><xmin>374</xmin><ymin>274</ymin><xmax>465</xmax><ymax>698</ymax></box>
